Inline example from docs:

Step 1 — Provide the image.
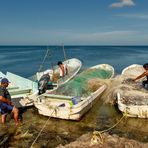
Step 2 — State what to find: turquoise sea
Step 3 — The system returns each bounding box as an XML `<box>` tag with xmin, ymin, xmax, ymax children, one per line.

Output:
<box><xmin>0</xmin><ymin>46</ymin><xmax>148</xmax><ymax>77</ymax></box>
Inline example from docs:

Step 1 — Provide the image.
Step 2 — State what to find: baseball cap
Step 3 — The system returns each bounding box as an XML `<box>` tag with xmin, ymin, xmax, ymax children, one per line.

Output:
<box><xmin>1</xmin><ymin>78</ymin><xmax>10</xmax><ymax>83</ymax></box>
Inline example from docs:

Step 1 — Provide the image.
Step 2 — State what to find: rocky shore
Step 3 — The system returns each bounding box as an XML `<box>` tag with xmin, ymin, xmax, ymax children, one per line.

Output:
<box><xmin>57</xmin><ymin>132</ymin><xmax>148</xmax><ymax>148</ymax></box>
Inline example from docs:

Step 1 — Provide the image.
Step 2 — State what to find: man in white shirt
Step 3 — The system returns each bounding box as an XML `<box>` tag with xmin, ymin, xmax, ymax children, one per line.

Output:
<box><xmin>57</xmin><ymin>61</ymin><xmax>68</xmax><ymax>78</ymax></box>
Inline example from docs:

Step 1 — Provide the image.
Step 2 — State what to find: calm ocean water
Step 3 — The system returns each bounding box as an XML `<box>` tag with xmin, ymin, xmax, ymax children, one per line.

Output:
<box><xmin>1</xmin><ymin>46</ymin><xmax>148</xmax><ymax>145</ymax></box>
<box><xmin>0</xmin><ymin>46</ymin><xmax>148</xmax><ymax>78</ymax></box>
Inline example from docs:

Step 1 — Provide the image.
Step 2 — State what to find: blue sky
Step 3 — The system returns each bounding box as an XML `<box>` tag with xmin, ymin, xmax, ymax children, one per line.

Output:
<box><xmin>0</xmin><ymin>0</ymin><xmax>148</xmax><ymax>45</ymax></box>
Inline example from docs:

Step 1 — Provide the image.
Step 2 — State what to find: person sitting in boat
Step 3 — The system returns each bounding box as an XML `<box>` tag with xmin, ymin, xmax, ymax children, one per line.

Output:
<box><xmin>57</xmin><ymin>61</ymin><xmax>68</xmax><ymax>78</ymax></box>
<box><xmin>38</xmin><ymin>73</ymin><xmax>53</xmax><ymax>95</ymax></box>
<box><xmin>0</xmin><ymin>78</ymin><xmax>19</xmax><ymax>125</ymax></box>
<box><xmin>133</xmin><ymin>63</ymin><xmax>148</xmax><ymax>89</ymax></box>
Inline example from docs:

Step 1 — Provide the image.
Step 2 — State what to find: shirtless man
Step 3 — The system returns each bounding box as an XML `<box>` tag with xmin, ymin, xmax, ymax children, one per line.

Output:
<box><xmin>133</xmin><ymin>63</ymin><xmax>148</xmax><ymax>88</ymax></box>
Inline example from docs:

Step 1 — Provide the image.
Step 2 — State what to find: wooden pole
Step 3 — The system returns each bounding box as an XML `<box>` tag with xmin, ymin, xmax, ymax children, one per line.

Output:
<box><xmin>62</xmin><ymin>43</ymin><xmax>67</xmax><ymax>61</ymax></box>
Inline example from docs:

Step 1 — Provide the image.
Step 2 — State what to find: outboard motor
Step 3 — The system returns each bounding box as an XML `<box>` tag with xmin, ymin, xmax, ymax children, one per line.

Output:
<box><xmin>38</xmin><ymin>74</ymin><xmax>50</xmax><ymax>95</ymax></box>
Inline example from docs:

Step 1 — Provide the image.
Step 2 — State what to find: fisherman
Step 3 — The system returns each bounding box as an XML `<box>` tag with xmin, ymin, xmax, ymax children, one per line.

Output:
<box><xmin>0</xmin><ymin>78</ymin><xmax>19</xmax><ymax>125</ymax></box>
<box><xmin>57</xmin><ymin>61</ymin><xmax>68</xmax><ymax>78</ymax></box>
<box><xmin>133</xmin><ymin>63</ymin><xmax>148</xmax><ymax>89</ymax></box>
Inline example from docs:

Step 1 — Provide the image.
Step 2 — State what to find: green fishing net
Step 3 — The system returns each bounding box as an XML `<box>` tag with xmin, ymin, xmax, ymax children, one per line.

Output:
<box><xmin>55</xmin><ymin>68</ymin><xmax>113</xmax><ymax>97</ymax></box>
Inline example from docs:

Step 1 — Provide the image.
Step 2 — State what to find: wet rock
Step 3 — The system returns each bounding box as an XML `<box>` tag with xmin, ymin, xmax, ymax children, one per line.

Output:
<box><xmin>57</xmin><ymin>132</ymin><xmax>148</xmax><ymax>148</ymax></box>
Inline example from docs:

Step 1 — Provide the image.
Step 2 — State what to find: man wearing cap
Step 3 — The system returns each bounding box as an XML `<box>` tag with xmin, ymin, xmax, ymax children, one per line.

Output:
<box><xmin>0</xmin><ymin>78</ymin><xmax>19</xmax><ymax>125</ymax></box>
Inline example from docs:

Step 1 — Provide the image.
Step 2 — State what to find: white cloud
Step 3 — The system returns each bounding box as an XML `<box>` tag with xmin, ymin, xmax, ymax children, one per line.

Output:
<box><xmin>116</xmin><ymin>14</ymin><xmax>148</xmax><ymax>19</ymax></box>
<box><xmin>109</xmin><ymin>0</ymin><xmax>135</xmax><ymax>8</ymax></box>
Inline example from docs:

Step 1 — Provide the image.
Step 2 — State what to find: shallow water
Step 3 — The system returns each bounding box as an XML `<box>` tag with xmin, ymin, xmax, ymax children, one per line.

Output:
<box><xmin>1</xmin><ymin>97</ymin><xmax>148</xmax><ymax>147</ymax></box>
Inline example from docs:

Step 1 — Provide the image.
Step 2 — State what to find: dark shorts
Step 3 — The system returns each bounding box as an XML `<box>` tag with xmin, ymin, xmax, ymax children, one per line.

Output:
<box><xmin>0</xmin><ymin>102</ymin><xmax>13</xmax><ymax>115</ymax></box>
<box><xmin>142</xmin><ymin>80</ymin><xmax>148</xmax><ymax>90</ymax></box>
<box><xmin>143</xmin><ymin>80</ymin><xmax>148</xmax><ymax>85</ymax></box>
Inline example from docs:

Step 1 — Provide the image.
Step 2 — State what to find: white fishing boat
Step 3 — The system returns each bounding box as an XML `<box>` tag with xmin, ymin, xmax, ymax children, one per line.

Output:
<box><xmin>0</xmin><ymin>71</ymin><xmax>38</xmax><ymax>108</ymax></box>
<box><xmin>116</xmin><ymin>64</ymin><xmax>148</xmax><ymax>118</ymax></box>
<box><xmin>121</xmin><ymin>64</ymin><xmax>144</xmax><ymax>79</ymax></box>
<box><xmin>117</xmin><ymin>92</ymin><xmax>148</xmax><ymax>118</ymax></box>
<box><xmin>36</xmin><ymin>58</ymin><xmax>82</xmax><ymax>93</ymax></box>
<box><xmin>34</xmin><ymin>64</ymin><xmax>114</xmax><ymax>120</ymax></box>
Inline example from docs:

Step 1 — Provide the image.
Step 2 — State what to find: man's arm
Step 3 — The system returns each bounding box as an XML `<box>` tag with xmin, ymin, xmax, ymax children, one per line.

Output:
<box><xmin>0</xmin><ymin>96</ymin><xmax>12</xmax><ymax>105</ymax></box>
<box><xmin>133</xmin><ymin>72</ymin><xmax>146</xmax><ymax>81</ymax></box>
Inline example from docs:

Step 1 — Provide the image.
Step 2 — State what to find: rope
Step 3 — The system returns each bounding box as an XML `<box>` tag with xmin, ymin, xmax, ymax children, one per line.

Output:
<box><xmin>30</xmin><ymin>106</ymin><xmax>57</xmax><ymax>148</ymax></box>
<box><xmin>100</xmin><ymin>113</ymin><xmax>126</xmax><ymax>133</ymax></box>
<box><xmin>91</xmin><ymin>111</ymin><xmax>128</xmax><ymax>145</ymax></box>
<box><xmin>38</xmin><ymin>48</ymin><xmax>51</xmax><ymax>72</ymax></box>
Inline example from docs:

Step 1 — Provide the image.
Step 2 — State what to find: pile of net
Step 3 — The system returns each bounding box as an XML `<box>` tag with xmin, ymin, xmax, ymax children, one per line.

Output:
<box><xmin>120</xmin><ymin>92</ymin><xmax>148</xmax><ymax>106</ymax></box>
<box><xmin>55</xmin><ymin>68</ymin><xmax>113</xmax><ymax>97</ymax></box>
<box><xmin>116</xmin><ymin>77</ymin><xmax>148</xmax><ymax>106</ymax></box>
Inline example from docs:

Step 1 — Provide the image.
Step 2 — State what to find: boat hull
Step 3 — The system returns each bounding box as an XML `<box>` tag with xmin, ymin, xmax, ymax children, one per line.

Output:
<box><xmin>121</xmin><ymin>64</ymin><xmax>144</xmax><ymax>78</ymax></box>
<box><xmin>117</xmin><ymin>64</ymin><xmax>148</xmax><ymax>118</ymax></box>
<box><xmin>117</xmin><ymin>92</ymin><xmax>148</xmax><ymax>118</ymax></box>
<box><xmin>35</xmin><ymin>85</ymin><xmax>106</xmax><ymax>120</ymax></box>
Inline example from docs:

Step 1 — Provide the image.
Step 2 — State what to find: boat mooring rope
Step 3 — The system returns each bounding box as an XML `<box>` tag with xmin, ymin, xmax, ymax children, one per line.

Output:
<box><xmin>91</xmin><ymin>111</ymin><xmax>128</xmax><ymax>145</ymax></box>
<box><xmin>30</xmin><ymin>104</ymin><xmax>128</xmax><ymax>146</ymax></box>
<box><xmin>30</xmin><ymin>106</ymin><xmax>58</xmax><ymax>148</ymax></box>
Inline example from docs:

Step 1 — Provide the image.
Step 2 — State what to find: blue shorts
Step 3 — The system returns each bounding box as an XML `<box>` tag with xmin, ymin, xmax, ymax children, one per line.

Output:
<box><xmin>0</xmin><ymin>102</ymin><xmax>13</xmax><ymax>115</ymax></box>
